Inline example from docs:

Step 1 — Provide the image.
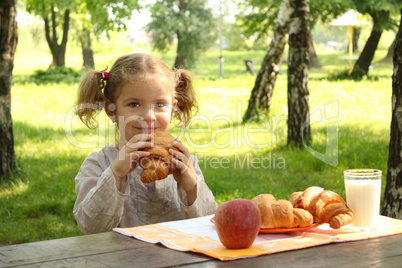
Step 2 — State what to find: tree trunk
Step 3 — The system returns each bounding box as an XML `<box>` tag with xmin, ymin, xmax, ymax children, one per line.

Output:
<box><xmin>80</xmin><ymin>27</ymin><xmax>95</xmax><ymax>69</ymax></box>
<box><xmin>83</xmin><ymin>49</ymin><xmax>94</xmax><ymax>69</ymax></box>
<box><xmin>308</xmin><ymin>31</ymin><xmax>319</xmax><ymax>68</ymax></box>
<box><xmin>0</xmin><ymin>0</ymin><xmax>17</xmax><ymax>179</ymax></box>
<box><xmin>383</xmin><ymin>38</ymin><xmax>396</xmax><ymax>61</ymax></box>
<box><xmin>173</xmin><ymin>0</ymin><xmax>187</xmax><ymax>69</ymax></box>
<box><xmin>174</xmin><ymin>31</ymin><xmax>188</xmax><ymax>69</ymax></box>
<box><xmin>43</xmin><ymin>5</ymin><xmax>70</xmax><ymax>67</ymax></box>
<box><xmin>353</xmin><ymin>27</ymin><xmax>361</xmax><ymax>53</ymax></box>
<box><xmin>382</xmin><ymin>9</ymin><xmax>402</xmax><ymax>219</ymax></box>
<box><xmin>243</xmin><ymin>0</ymin><xmax>292</xmax><ymax>121</ymax></box>
<box><xmin>287</xmin><ymin>0</ymin><xmax>311</xmax><ymax>147</ymax></box>
<box><xmin>351</xmin><ymin>12</ymin><xmax>384</xmax><ymax>77</ymax></box>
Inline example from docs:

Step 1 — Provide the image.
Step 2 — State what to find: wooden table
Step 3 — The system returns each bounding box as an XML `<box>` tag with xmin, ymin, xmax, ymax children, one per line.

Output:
<box><xmin>1</xmin><ymin>231</ymin><xmax>402</xmax><ymax>267</ymax></box>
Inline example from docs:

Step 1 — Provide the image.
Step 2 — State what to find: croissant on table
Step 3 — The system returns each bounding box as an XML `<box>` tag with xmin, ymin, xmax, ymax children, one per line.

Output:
<box><xmin>252</xmin><ymin>194</ymin><xmax>313</xmax><ymax>228</ymax></box>
<box><xmin>289</xmin><ymin>186</ymin><xmax>354</xmax><ymax>229</ymax></box>
<box><xmin>139</xmin><ymin>131</ymin><xmax>179</xmax><ymax>183</ymax></box>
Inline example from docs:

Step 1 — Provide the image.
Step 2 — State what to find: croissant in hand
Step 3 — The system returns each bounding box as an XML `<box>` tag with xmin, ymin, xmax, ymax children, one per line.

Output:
<box><xmin>252</xmin><ymin>194</ymin><xmax>313</xmax><ymax>228</ymax></box>
<box><xmin>139</xmin><ymin>131</ymin><xmax>179</xmax><ymax>183</ymax></box>
<box><xmin>289</xmin><ymin>186</ymin><xmax>354</xmax><ymax>229</ymax></box>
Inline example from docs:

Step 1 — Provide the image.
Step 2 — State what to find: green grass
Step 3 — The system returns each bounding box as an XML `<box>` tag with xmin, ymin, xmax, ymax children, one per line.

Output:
<box><xmin>0</xmin><ymin>34</ymin><xmax>394</xmax><ymax>245</ymax></box>
<box><xmin>189</xmin><ymin>72</ymin><xmax>391</xmax><ymax>204</ymax></box>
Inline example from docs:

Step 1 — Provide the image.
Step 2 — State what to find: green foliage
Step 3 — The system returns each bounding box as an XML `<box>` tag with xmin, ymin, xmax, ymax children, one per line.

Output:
<box><xmin>234</xmin><ymin>0</ymin><xmax>352</xmax><ymax>43</ymax></box>
<box><xmin>24</xmin><ymin>0</ymin><xmax>139</xmax><ymax>68</ymax></box>
<box><xmin>82</xmin><ymin>0</ymin><xmax>139</xmax><ymax>35</ymax></box>
<box><xmin>26</xmin><ymin>0</ymin><xmax>76</xmax><ymax>16</ymax></box>
<box><xmin>146</xmin><ymin>0</ymin><xmax>217</xmax><ymax>67</ymax></box>
<box><xmin>226</xmin><ymin>21</ymin><xmax>271</xmax><ymax>51</ymax></box>
<box><xmin>352</xmin><ymin>0</ymin><xmax>401</xmax><ymax>31</ymax></box>
<box><xmin>327</xmin><ymin>65</ymin><xmax>369</xmax><ymax>81</ymax></box>
<box><xmin>234</xmin><ymin>0</ymin><xmax>278</xmax><ymax>43</ymax></box>
<box><xmin>25</xmin><ymin>0</ymin><xmax>139</xmax><ymax>35</ymax></box>
<box><xmin>308</xmin><ymin>0</ymin><xmax>354</xmax><ymax>24</ymax></box>
<box><xmin>29</xmin><ymin>67</ymin><xmax>83</xmax><ymax>84</ymax></box>
<box><xmin>25</xmin><ymin>0</ymin><xmax>73</xmax><ymax>31</ymax></box>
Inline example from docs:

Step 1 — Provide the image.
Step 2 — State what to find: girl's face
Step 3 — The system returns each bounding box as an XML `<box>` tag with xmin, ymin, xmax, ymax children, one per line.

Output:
<box><xmin>109</xmin><ymin>77</ymin><xmax>177</xmax><ymax>144</ymax></box>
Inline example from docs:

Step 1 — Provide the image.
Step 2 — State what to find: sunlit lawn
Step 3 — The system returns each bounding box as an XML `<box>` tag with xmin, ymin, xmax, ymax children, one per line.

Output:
<box><xmin>0</xmin><ymin>34</ymin><xmax>394</xmax><ymax>244</ymax></box>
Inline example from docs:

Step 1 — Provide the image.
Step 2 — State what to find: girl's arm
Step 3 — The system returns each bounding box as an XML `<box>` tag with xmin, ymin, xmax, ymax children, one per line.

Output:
<box><xmin>176</xmin><ymin>154</ymin><xmax>218</xmax><ymax>218</ymax></box>
<box><xmin>73</xmin><ymin>152</ymin><xmax>129</xmax><ymax>234</ymax></box>
<box><xmin>111</xmin><ymin>134</ymin><xmax>153</xmax><ymax>192</ymax></box>
<box><xmin>170</xmin><ymin>139</ymin><xmax>198</xmax><ymax>205</ymax></box>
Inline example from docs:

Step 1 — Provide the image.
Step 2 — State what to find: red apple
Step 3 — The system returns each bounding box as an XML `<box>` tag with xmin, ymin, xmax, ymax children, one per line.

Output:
<box><xmin>214</xmin><ymin>199</ymin><xmax>261</xmax><ymax>249</ymax></box>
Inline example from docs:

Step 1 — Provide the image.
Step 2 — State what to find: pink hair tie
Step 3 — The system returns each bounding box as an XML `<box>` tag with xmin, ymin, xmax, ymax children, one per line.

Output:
<box><xmin>101</xmin><ymin>71</ymin><xmax>109</xmax><ymax>80</ymax></box>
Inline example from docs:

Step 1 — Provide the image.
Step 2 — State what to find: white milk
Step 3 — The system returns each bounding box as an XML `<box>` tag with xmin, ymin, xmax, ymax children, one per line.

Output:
<box><xmin>344</xmin><ymin>179</ymin><xmax>381</xmax><ymax>228</ymax></box>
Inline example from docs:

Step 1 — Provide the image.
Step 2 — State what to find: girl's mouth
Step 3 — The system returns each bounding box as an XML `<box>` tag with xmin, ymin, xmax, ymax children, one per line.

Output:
<box><xmin>137</xmin><ymin>128</ymin><xmax>156</xmax><ymax>133</ymax></box>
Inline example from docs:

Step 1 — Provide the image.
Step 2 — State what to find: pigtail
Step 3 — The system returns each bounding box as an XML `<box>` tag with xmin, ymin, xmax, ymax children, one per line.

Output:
<box><xmin>173</xmin><ymin>69</ymin><xmax>198</xmax><ymax>127</ymax></box>
<box><xmin>75</xmin><ymin>70</ymin><xmax>108</xmax><ymax>129</ymax></box>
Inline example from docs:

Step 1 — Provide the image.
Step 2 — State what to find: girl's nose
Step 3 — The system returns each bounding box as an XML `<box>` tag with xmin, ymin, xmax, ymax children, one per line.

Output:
<box><xmin>142</xmin><ymin>105</ymin><xmax>156</xmax><ymax>122</ymax></box>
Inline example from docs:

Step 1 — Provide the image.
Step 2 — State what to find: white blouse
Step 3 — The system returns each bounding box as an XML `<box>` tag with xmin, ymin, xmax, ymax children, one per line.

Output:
<box><xmin>73</xmin><ymin>145</ymin><xmax>218</xmax><ymax>234</ymax></box>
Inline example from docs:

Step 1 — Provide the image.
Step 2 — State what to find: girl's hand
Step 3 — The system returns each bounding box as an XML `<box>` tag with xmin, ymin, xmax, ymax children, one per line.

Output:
<box><xmin>111</xmin><ymin>134</ymin><xmax>153</xmax><ymax>191</ymax></box>
<box><xmin>169</xmin><ymin>139</ymin><xmax>197</xmax><ymax>205</ymax></box>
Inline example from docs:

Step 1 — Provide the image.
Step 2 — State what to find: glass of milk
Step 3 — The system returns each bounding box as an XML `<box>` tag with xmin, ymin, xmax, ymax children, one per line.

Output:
<box><xmin>344</xmin><ymin>169</ymin><xmax>382</xmax><ymax>231</ymax></box>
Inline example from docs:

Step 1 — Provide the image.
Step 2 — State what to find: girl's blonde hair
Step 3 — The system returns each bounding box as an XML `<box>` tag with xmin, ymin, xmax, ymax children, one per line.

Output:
<box><xmin>76</xmin><ymin>53</ymin><xmax>198</xmax><ymax>129</ymax></box>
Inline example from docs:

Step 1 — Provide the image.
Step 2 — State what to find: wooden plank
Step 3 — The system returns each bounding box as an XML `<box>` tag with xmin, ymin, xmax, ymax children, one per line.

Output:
<box><xmin>0</xmin><ymin>232</ymin><xmax>150</xmax><ymax>267</ymax></box>
<box><xmin>0</xmin><ymin>232</ymin><xmax>213</xmax><ymax>268</ymax></box>
<box><xmin>8</xmin><ymin>246</ymin><xmax>212</xmax><ymax>268</ymax></box>
<box><xmin>1</xmin><ymin>232</ymin><xmax>402</xmax><ymax>267</ymax></box>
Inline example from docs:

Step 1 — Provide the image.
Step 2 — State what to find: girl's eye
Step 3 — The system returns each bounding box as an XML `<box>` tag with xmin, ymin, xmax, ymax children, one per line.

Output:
<box><xmin>155</xmin><ymin>103</ymin><xmax>165</xmax><ymax>108</ymax></box>
<box><xmin>129</xmin><ymin>102</ymin><xmax>140</xmax><ymax>108</ymax></box>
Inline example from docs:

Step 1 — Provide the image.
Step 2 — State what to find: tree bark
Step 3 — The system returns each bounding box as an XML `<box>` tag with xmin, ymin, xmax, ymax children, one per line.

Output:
<box><xmin>243</xmin><ymin>0</ymin><xmax>292</xmax><ymax>121</ymax></box>
<box><xmin>0</xmin><ymin>0</ymin><xmax>17</xmax><ymax>179</ymax></box>
<box><xmin>382</xmin><ymin>9</ymin><xmax>402</xmax><ymax>219</ymax></box>
<box><xmin>83</xmin><ymin>49</ymin><xmax>94</xmax><ymax>69</ymax></box>
<box><xmin>43</xmin><ymin>5</ymin><xmax>70</xmax><ymax>67</ymax></box>
<box><xmin>351</xmin><ymin>12</ymin><xmax>385</xmax><ymax>77</ymax></box>
<box><xmin>80</xmin><ymin>27</ymin><xmax>95</xmax><ymax>69</ymax></box>
<box><xmin>287</xmin><ymin>0</ymin><xmax>311</xmax><ymax>147</ymax></box>
<box><xmin>383</xmin><ymin>38</ymin><xmax>396</xmax><ymax>61</ymax></box>
<box><xmin>308</xmin><ymin>31</ymin><xmax>319</xmax><ymax>67</ymax></box>
<box><xmin>174</xmin><ymin>0</ymin><xmax>188</xmax><ymax>69</ymax></box>
<box><xmin>174</xmin><ymin>31</ymin><xmax>188</xmax><ymax>69</ymax></box>
<box><xmin>353</xmin><ymin>27</ymin><xmax>361</xmax><ymax>53</ymax></box>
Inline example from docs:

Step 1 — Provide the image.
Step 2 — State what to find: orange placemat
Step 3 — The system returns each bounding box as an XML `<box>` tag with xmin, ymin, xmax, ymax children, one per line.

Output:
<box><xmin>113</xmin><ymin>215</ymin><xmax>402</xmax><ymax>261</ymax></box>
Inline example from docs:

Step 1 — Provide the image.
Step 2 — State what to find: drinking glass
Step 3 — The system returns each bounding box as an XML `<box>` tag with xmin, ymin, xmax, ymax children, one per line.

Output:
<box><xmin>344</xmin><ymin>169</ymin><xmax>382</xmax><ymax>231</ymax></box>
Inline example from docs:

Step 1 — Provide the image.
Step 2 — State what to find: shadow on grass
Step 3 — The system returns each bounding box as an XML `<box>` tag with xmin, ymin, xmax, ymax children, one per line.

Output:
<box><xmin>13</xmin><ymin>121</ymin><xmax>91</xmax><ymax>147</ymax></box>
<box><xmin>0</xmin><ymin>122</ymin><xmax>94</xmax><ymax>243</ymax></box>
<box><xmin>0</xmin><ymin>152</ymin><xmax>84</xmax><ymax>244</ymax></box>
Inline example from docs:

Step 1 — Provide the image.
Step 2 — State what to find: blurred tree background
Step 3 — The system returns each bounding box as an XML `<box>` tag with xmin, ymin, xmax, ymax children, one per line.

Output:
<box><xmin>146</xmin><ymin>0</ymin><xmax>217</xmax><ymax>69</ymax></box>
<box><xmin>17</xmin><ymin>0</ymin><xmax>399</xmax><ymax>73</ymax></box>
<box><xmin>26</xmin><ymin>0</ymin><xmax>139</xmax><ymax>68</ymax></box>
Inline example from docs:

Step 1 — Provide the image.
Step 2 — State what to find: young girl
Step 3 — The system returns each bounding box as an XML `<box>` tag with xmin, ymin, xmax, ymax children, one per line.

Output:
<box><xmin>73</xmin><ymin>53</ymin><xmax>218</xmax><ymax>234</ymax></box>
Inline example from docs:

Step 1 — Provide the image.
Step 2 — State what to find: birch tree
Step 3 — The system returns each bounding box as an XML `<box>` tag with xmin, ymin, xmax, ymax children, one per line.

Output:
<box><xmin>287</xmin><ymin>0</ymin><xmax>311</xmax><ymax>146</ymax></box>
<box><xmin>382</xmin><ymin>9</ymin><xmax>402</xmax><ymax>219</ymax></box>
<box><xmin>242</xmin><ymin>0</ymin><xmax>348</xmax><ymax>121</ymax></box>
<box><xmin>243</xmin><ymin>0</ymin><xmax>292</xmax><ymax>121</ymax></box>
